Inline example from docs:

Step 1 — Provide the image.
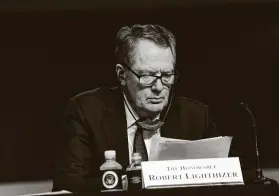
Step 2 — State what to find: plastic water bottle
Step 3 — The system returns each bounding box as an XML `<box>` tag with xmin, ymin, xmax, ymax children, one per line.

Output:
<box><xmin>126</xmin><ymin>153</ymin><xmax>143</xmax><ymax>191</ymax></box>
<box><xmin>100</xmin><ymin>150</ymin><xmax>123</xmax><ymax>192</ymax></box>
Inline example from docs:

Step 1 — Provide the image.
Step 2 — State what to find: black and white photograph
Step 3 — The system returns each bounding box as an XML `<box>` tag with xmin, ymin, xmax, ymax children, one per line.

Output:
<box><xmin>0</xmin><ymin>0</ymin><xmax>278</xmax><ymax>195</ymax></box>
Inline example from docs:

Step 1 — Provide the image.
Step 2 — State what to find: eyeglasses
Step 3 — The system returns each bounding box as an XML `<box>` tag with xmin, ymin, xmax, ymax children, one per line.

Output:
<box><xmin>124</xmin><ymin>66</ymin><xmax>179</xmax><ymax>87</ymax></box>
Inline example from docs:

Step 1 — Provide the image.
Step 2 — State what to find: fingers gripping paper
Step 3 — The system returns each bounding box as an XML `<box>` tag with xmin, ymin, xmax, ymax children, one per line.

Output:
<box><xmin>149</xmin><ymin>136</ymin><xmax>233</xmax><ymax>161</ymax></box>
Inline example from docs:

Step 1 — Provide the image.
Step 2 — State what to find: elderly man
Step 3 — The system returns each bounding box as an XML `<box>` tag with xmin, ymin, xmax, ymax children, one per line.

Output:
<box><xmin>53</xmin><ymin>24</ymin><xmax>217</xmax><ymax>192</ymax></box>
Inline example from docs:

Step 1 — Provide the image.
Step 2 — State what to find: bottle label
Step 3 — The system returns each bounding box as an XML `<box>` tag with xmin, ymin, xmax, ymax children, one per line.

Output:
<box><xmin>127</xmin><ymin>169</ymin><xmax>142</xmax><ymax>191</ymax></box>
<box><xmin>101</xmin><ymin>170</ymin><xmax>122</xmax><ymax>191</ymax></box>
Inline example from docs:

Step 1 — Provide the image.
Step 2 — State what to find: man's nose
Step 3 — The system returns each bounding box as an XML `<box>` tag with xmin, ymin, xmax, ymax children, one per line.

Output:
<box><xmin>151</xmin><ymin>78</ymin><xmax>164</xmax><ymax>92</ymax></box>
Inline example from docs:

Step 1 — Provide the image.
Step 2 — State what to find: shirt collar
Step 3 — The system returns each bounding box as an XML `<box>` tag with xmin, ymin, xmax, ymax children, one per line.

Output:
<box><xmin>123</xmin><ymin>93</ymin><xmax>160</xmax><ymax>129</ymax></box>
<box><xmin>123</xmin><ymin>93</ymin><xmax>139</xmax><ymax>128</ymax></box>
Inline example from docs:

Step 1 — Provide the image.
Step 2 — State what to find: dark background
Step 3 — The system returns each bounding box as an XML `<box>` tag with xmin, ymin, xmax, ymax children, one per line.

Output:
<box><xmin>0</xmin><ymin>0</ymin><xmax>277</xmax><ymax>183</ymax></box>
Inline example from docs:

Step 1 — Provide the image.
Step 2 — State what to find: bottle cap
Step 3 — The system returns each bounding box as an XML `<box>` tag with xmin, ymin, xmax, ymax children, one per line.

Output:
<box><xmin>104</xmin><ymin>150</ymin><xmax>116</xmax><ymax>160</ymax></box>
<box><xmin>132</xmin><ymin>152</ymin><xmax>142</xmax><ymax>161</ymax></box>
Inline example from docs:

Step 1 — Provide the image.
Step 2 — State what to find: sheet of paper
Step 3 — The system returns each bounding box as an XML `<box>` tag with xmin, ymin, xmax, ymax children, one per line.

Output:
<box><xmin>149</xmin><ymin>135</ymin><xmax>166</xmax><ymax>161</ymax></box>
<box><xmin>159</xmin><ymin>136</ymin><xmax>190</xmax><ymax>142</ymax></box>
<box><xmin>149</xmin><ymin>136</ymin><xmax>232</xmax><ymax>161</ymax></box>
<box><xmin>149</xmin><ymin>135</ymin><xmax>192</xmax><ymax>160</ymax></box>
<box><xmin>20</xmin><ymin>190</ymin><xmax>72</xmax><ymax>196</ymax></box>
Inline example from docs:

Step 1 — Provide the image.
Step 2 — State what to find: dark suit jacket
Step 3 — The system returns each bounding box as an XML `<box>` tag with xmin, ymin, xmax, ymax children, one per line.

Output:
<box><xmin>53</xmin><ymin>86</ymin><xmax>218</xmax><ymax>192</ymax></box>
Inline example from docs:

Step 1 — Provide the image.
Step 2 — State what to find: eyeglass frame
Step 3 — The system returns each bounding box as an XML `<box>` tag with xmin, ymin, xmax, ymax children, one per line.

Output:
<box><xmin>123</xmin><ymin>65</ymin><xmax>179</xmax><ymax>87</ymax></box>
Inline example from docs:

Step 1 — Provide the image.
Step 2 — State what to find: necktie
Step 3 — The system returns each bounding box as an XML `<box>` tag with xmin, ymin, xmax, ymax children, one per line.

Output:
<box><xmin>133</xmin><ymin>125</ymin><xmax>148</xmax><ymax>161</ymax></box>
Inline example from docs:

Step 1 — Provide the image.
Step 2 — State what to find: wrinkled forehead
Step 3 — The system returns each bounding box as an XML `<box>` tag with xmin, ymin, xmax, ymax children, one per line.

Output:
<box><xmin>132</xmin><ymin>40</ymin><xmax>175</xmax><ymax>71</ymax></box>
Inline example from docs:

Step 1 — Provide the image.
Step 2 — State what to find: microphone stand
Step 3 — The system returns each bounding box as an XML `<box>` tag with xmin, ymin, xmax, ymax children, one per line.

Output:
<box><xmin>241</xmin><ymin>102</ymin><xmax>276</xmax><ymax>185</ymax></box>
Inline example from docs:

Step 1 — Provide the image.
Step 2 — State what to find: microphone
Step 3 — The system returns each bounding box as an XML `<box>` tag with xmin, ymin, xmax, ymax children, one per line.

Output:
<box><xmin>240</xmin><ymin>102</ymin><xmax>275</xmax><ymax>184</ymax></box>
<box><xmin>240</xmin><ymin>102</ymin><xmax>248</xmax><ymax>108</ymax></box>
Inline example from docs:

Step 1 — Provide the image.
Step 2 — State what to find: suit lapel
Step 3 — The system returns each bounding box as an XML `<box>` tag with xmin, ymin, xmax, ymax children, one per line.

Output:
<box><xmin>102</xmin><ymin>87</ymin><xmax>130</xmax><ymax>168</ymax></box>
<box><xmin>160</xmin><ymin>96</ymin><xmax>182</xmax><ymax>139</ymax></box>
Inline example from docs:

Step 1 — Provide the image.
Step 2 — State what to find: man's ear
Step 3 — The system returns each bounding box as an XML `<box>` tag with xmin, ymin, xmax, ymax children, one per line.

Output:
<box><xmin>116</xmin><ymin>64</ymin><xmax>126</xmax><ymax>86</ymax></box>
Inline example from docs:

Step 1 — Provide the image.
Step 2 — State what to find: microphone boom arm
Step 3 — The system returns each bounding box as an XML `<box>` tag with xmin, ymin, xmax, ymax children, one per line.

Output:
<box><xmin>241</xmin><ymin>102</ymin><xmax>276</xmax><ymax>184</ymax></box>
<box><xmin>242</xmin><ymin>104</ymin><xmax>263</xmax><ymax>180</ymax></box>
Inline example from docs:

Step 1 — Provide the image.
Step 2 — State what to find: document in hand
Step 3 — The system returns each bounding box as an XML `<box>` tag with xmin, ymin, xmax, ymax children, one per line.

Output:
<box><xmin>149</xmin><ymin>136</ymin><xmax>232</xmax><ymax>161</ymax></box>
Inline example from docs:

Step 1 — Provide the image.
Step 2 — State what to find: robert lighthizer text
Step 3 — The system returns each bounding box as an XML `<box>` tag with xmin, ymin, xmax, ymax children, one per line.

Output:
<box><xmin>149</xmin><ymin>172</ymin><xmax>238</xmax><ymax>181</ymax></box>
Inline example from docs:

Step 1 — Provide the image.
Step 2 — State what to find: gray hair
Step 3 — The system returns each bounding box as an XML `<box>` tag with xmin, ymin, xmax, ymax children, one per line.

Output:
<box><xmin>115</xmin><ymin>24</ymin><xmax>176</xmax><ymax>66</ymax></box>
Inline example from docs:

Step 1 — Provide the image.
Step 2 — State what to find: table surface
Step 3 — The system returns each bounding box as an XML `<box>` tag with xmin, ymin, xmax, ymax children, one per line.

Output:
<box><xmin>14</xmin><ymin>169</ymin><xmax>279</xmax><ymax>196</ymax></box>
<box><xmin>26</xmin><ymin>182</ymin><xmax>279</xmax><ymax>196</ymax></box>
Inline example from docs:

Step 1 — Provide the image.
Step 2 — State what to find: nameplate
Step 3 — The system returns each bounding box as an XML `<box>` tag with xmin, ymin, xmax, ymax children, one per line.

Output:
<box><xmin>141</xmin><ymin>157</ymin><xmax>244</xmax><ymax>189</ymax></box>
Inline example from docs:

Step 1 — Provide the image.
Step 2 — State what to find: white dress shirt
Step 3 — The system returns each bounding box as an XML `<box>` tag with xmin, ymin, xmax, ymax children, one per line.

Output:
<box><xmin>123</xmin><ymin>94</ymin><xmax>161</xmax><ymax>164</ymax></box>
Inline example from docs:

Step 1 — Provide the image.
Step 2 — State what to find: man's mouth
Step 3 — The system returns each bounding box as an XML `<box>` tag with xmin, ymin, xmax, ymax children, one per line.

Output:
<box><xmin>148</xmin><ymin>97</ymin><xmax>164</xmax><ymax>103</ymax></box>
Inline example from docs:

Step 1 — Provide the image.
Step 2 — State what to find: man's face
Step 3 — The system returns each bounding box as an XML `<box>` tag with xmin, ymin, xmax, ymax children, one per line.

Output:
<box><xmin>125</xmin><ymin>39</ymin><xmax>174</xmax><ymax>117</ymax></box>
